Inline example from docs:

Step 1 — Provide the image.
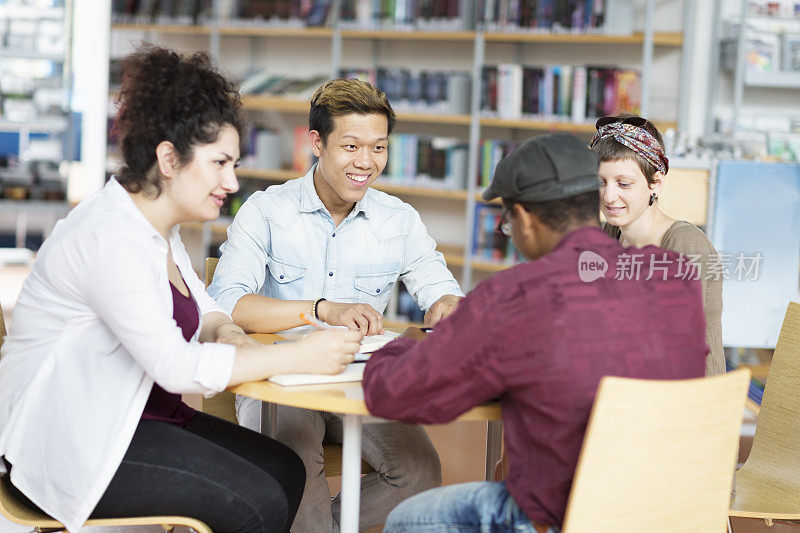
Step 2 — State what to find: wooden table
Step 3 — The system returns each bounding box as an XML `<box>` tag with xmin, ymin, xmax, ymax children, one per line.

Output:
<box><xmin>231</xmin><ymin>333</ymin><xmax>502</xmax><ymax>533</ymax></box>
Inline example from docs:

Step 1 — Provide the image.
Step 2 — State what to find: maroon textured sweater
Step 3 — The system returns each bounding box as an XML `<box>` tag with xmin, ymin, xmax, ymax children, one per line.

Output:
<box><xmin>364</xmin><ymin>227</ymin><xmax>707</xmax><ymax>527</ymax></box>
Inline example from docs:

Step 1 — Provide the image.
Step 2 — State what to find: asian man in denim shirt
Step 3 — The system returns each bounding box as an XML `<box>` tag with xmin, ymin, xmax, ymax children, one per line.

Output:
<box><xmin>207</xmin><ymin>78</ymin><xmax>464</xmax><ymax>532</ymax></box>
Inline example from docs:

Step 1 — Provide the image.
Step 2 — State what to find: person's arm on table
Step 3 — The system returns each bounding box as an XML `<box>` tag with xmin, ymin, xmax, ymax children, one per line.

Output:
<box><xmin>396</xmin><ymin>208</ymin><xmax>465</xmax><ymax>327</ymax></box>
<box><xmin>226</xmin><ymin>328</ymin><xmax>361</xmax><ymax>386</ymax></box>
<box><xmin>233</xmin><ymin>295</ymin><xmax>384</xmax><ymax>336</ymax></box>
<box><xmin>363</xmin><ymin>283</ymin><xmax>504</xmax><ymax>424</ymax></box>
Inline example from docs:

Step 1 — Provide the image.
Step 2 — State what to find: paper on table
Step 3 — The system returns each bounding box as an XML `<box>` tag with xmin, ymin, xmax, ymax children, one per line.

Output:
<box><xmin>268</xmin><ymin>363</ymin><xmax>365</xmax><ymax>386</ymax></box>
<box><xmin>356</xmin><ymin>331</ymin><xmax>401</xmax><ymax>357</ymax></box>
<box><xmin>267</xmin><ymin>331</ymin><xmax>401</xmax><ymax>386</ymax></box>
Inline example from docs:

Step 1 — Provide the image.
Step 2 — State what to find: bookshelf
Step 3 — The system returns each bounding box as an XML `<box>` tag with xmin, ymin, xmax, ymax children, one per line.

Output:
<box><xmin>237</xmin><ymin>168</ymin><xmax>470</xmax><ymax>201</ymax></box>
<box><xmin>109</xmin><ymin>0</ymin><xmax>693</xmax><ymax>314</ymax></box>
<box><xmin>0</xmin><ymin>0</ymin><xmax>73</xmax><ymax>248</ymax></box>
<box><xmin>710</xmin><ymin>3</ymin><xmax>800</xmax><ymax>153</ymax></box>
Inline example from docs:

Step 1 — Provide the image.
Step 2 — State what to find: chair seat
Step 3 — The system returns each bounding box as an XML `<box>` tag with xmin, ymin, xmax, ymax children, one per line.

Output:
<box><xmin>0</xmin><ymin>474</ymin><xmax>212</xmax><ymax>532</ymax></box>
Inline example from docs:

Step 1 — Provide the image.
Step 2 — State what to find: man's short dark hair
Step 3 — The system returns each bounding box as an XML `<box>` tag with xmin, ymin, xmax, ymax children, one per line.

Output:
<box><xmin>507</xmin><ymin>190</ymin><xmax>600</xmax><ymax>232</ymax></box>
<box><xmin>309</xmin><ymin>78</ymin><xmax>396</xmax><ymax>144</ymax></box>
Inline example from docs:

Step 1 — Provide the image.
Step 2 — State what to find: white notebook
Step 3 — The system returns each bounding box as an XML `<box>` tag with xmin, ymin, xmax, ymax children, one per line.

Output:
<box><xmin>268</xmin><ymin>362</ymin><xmax>366</xmax><ymax>386</ymax></box>
<box><xmin>267</xmin><ymin>331</ymin><xmax>401</xmax><ymax>386</ymax></box>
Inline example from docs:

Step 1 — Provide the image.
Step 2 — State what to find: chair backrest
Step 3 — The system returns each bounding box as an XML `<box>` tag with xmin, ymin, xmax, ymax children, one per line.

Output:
<box><xmin>202</xmin><ymin>256</ymin><xmax>237</xmax><ymax>423</ymax></box>
<box><xmin>731</xmin><ymin>301</ymin><xmax>800</xmax><ymax>514</ymax></box>
<box><xmin>205</xmin><ymin>257</ymin><xmax>219</xmax><ymax>288</ymax></box>
<box><xmin>562</xmin><ymin>368</ymin><xmax>750</xmax><ymax>533</ymax></box>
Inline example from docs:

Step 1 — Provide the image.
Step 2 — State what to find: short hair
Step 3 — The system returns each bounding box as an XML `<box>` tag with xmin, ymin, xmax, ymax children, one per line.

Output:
<box><xmin>309</xmin><ymin>78</ymin><xmax>396</xmax><ymax>144</ymax></box>
<box><xmin>591</xmin><ymin>114</ymin><xmax>665</xmax><ymax>185</ymax></box>
<box><xmin>114</xmin><ymin>44</ymin><xmax>246</xmax><ymax>198</ymax></box>
<box><xmin>507</xmin><ymin>190</ymin><xmax>600</xmax><ymax>233</ymax></box>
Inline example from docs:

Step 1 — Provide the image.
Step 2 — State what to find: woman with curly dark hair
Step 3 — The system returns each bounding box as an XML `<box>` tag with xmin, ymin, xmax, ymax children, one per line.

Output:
<box><xmin>0</xmin><ymin>45</ymin><xmax>361</xmax><ymax>533</ymax></box>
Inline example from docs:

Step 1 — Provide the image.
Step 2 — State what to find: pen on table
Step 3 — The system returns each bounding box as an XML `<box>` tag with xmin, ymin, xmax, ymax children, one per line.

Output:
<box><xmin>300</xmin><ymin>312</ymin><xmax>333</xmax><ymax>330</ymax></box>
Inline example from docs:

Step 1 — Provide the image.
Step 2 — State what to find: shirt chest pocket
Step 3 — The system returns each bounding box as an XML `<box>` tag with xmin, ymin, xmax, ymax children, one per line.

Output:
<box><xmin>354</xmin><ymin>271</ymin><xmax>398</xmax><ymax>314</ymax></box>
<box><xmin>266</xmin><ymin>255</ymin><xmax>308</xmax><ymax>299</ymax></box>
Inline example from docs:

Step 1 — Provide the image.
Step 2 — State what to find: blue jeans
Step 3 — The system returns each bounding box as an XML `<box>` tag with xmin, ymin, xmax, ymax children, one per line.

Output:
<box><xmin>383</xmin><ymin>481</ymin><xmax>559</xmax><ymax>533</ymax></box>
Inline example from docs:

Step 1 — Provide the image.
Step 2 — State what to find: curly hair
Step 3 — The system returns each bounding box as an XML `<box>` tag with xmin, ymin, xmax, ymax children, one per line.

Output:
<box><xmin>309</xmin><ymin>78</ymin><xmax>396</xmax><ymax>144</ymax></box>
<box><xmin>113</xmin><ymin>44</ymin><xmax>246</xmax><ymax>198</ymax></box>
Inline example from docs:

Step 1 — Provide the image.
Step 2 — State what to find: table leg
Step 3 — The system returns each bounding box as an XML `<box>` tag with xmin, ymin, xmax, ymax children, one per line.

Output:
<box><xmin>340</xmin><ymin>413</ymin><xmax>363</xmax><ymax>533</ymax></box>
<box><xmin>260</xmin><ymin>401</ymin><xmax>277</xmax><ymax>438</ymax></box>
<box><xmin>485</xmin><ymin>420</ymin><xmax>502</xmax><ymax>481</ymax></box>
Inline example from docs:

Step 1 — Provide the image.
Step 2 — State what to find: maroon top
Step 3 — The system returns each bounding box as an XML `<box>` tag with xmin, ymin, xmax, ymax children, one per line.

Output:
<box><xmin>141</xmin><ymin>281</ymin><xmax>198</xmax><ymax>426</ymax></box>
<box><xmin>363</xmin><ymin>227</ymin><xmax>707</xmax><ymax>527</ymax></box>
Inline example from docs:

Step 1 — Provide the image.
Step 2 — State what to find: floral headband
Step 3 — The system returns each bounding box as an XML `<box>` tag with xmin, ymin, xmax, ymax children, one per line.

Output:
<box><xmin>589</xmin><ymin>122</ymin><xmax>669</xmax><ymax>175</ymax></box>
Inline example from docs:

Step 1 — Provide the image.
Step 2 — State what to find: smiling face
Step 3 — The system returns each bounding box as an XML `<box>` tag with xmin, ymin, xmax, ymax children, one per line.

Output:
<box><xmin>598</xmin><ymin>158</ymin><xmax>661</xmax><ymax>227</ymax></box>
<box><xmin>310</xmin><ymin>112</ymin><xmax>389</xmax><ymax>213</ymax></box>
<box><xmin>167</xmin><ymin>124</ymin><xmax>241</xmax><ymax>223</ymax></box>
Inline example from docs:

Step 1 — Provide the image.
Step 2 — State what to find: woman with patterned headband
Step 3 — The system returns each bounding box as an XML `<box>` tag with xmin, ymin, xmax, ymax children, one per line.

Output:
<box><xmin>590</xmin><ymin>114</ymin><xmax>724</xmax><ymax>376</ymax></box>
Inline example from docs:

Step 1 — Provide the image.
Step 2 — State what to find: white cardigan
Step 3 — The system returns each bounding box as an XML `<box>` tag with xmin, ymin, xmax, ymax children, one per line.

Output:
<box><xmin>0</xmin><ymin>178</ymin><xmax>235</xmax><ymax>532</ymax></box>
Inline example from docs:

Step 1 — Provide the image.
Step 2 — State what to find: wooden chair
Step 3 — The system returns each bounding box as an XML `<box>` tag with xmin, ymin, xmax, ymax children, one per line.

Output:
<box><xmin>562</xmin><ymin>368</ymin><xmax>750</xmax><ymax>533</ymax></box>
<box><xmin>729</xmin><ymin>302</ymin><xmax>800</xmax><ymax>527</ymax></box>
<box><xmin>203</xmin><ymin>257</ymin><xmax>372</xmax><ymax>477</ymax></box>
<box><xmin>726</xmin><ymin>359</ymin><xmax>764</xmax><ymax>417</ymax></box>
<box><xmin>0</xmin><ymin>475</ymin><xmax>211</xmax><ymax>533</ymax></box>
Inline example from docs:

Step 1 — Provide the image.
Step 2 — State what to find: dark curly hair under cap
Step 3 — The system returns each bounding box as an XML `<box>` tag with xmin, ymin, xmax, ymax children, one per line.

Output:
<box><xmin>113</xmin><ymin>44</ymin><xmax>246</xmax><ymax>198</ymax></box>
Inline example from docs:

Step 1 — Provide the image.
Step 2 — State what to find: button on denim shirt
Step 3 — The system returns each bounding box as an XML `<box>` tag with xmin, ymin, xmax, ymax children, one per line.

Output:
<box><xmin>208</xmin><ymin>166</ymin><xmax>464</xmax><ymax>316</ymax></box>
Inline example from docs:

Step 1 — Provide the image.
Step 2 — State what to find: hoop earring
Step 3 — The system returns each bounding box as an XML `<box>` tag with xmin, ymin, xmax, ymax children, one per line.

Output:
<box><xmin>648</xmin><ymin>193</ymin><xmax>657</xmax><ymax>206</ymax></box>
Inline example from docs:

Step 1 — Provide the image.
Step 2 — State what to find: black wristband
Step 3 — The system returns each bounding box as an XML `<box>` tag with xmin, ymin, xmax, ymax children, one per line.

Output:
<box><xmin>313</xmin><ymin>298</ymin><xmax>326</xmax><ymax>320</ymax></box>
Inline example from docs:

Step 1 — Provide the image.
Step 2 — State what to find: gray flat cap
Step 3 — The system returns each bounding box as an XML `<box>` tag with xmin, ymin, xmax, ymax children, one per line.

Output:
<box><xmin>482</xmin><ymin>133</ymin><xmax>600</xmax><ymax>203</ymax></box>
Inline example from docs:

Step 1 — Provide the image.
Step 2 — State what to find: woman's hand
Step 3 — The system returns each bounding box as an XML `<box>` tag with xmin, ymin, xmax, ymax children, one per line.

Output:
<box><xmin>317</xmin><ymin>300</ymin><xmax>384</xmax><ymax>336</ymax></box>
<box><xmin>214</xmin><ymin>323</ymin><xmax>259</xmax><ymax>348</ymax></box>
<box><xmin>292</xmin><ymin>329</ymin><xmax>363</xmax><ymax>374</ymax></box>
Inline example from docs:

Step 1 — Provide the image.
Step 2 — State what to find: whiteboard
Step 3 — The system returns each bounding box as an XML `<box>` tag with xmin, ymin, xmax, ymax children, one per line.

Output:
<box><xmin>712</xmin><ymin>160</ymin><xmax>800</xmax><ymax>348</ymax></box>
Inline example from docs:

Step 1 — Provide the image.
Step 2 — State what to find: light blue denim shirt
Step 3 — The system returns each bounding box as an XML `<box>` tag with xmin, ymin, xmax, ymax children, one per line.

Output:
<box><xmin>207</xmin><ymin>165</ymin><xmax>464</xmax><ymax>316</ymax></box>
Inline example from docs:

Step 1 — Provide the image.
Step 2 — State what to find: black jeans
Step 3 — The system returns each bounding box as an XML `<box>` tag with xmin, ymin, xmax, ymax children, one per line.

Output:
<box><xmin>7</xmin><ymin>411</ymin><xmax>305</xmax><ymax>533</ymax></box>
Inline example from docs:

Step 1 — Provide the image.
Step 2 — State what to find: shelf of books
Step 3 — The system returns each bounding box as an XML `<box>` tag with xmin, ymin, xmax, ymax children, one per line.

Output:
<box><xmin>236</xmin><ymin>168</ymin><xmax>470</xmax><ymax>202</ymax></box>
<box><xmin>113</xmin><ymin>24</ymin><xmax>335</xmax><ymax>38</ymax></box>
<box><xmin>483</xmin><ymin>31</ymin><xmax>683</xmax><ymax>47</ymax></box>
<box><xmin>110</xmin><ymin>0</ymin><xmax>688</xmax><ymax>290</ymax></box>
<box><xmin>112</xmin><ymin>23</ymin><xmax>212</xmax><ymax>34</ymax></box>
<box><xmin>471</xmin><ymin>203</ymin><xmax>523</xmax><ymax>273</ymax></box>
<box><xmin>111</xmin><ymin>24</ymin><xmax>682</xmax><ymax>47</ymax></box>
<box><xmin>218</xmin><ymin>26</ymin><xmax>333</xmax><ymax>38</ymax></box>
<box><xmin>242</xmin><ymin>96</ymin><xmax>472</xmax><ymax>126</ymax></box>
<box><xmin>340</xmin><ymin>30</ymin><xmax>475</xmax><ymax>41</ymax></box>
<box><xmin>242</xmin><ymin>95</ymin><xmax>309</xmax><ymax>113</ymax></box>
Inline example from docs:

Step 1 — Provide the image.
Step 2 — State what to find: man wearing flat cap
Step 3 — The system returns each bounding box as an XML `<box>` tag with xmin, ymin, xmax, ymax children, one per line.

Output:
<box><xmin>362</xmin><ymin>133</ymin><xmax>708</xmax><ymax>533</ymax></box>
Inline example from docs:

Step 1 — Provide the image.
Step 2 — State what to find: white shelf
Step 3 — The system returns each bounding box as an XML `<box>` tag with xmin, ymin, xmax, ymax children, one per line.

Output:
<box><xmin>0</xmin><ymin>117</ymin><xmax>68</xmax><ymax>132</ymax></box>
<box><xmin>0</xmin><ymin>5</ymin><xmax>64</xmax><ymax>19</ymax></box>
<box><xmin>0</xmin><ymin>49</ymin><xmax>64</xmax><ymax>61</ymax></box>
<box><xmin>0</xmin><ymin>200</ymin><xmax>69</xmax><ymax>213</ymax></box>
<box><xmin>744</xmin><ymin>71</ymin><xmax>800</xmax><ymax>89</ymax></box>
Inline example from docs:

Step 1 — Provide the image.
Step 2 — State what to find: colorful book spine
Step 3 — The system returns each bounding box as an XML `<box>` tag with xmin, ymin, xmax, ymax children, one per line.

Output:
<box><xmin>482</xmin><ymin>63</ymin><xmax>640</xmax><ymax>122</ymax></box>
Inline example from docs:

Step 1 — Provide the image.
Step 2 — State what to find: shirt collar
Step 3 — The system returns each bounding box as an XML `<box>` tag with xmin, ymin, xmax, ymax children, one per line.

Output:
<box><xmin>299</xmin><ymin>164</ymin><xmax>373</xmax><ymax>220</ymax></box>
<box><xmin>105</xmin><ymin>177</ymin><xmax>179</xmax><ymax>246</ymax></box>
<box><xmin>553</xmin><ymin>226</ymin><xmax>612</xmax><ymax>253</ymax></box>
